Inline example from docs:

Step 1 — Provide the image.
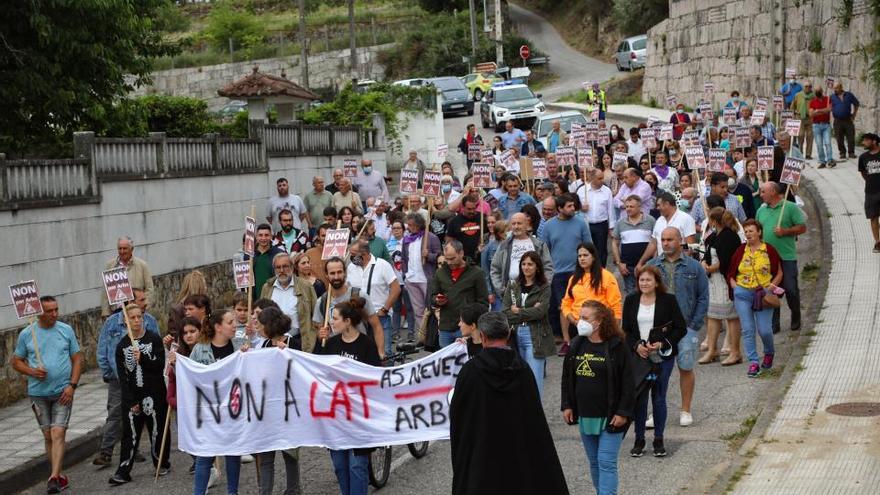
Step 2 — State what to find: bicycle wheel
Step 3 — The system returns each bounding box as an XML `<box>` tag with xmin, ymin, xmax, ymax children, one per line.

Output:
<box><xmin>368</xmin><ymin>446</ymin><xmax>392</xmax><ymax>488</ymax></box>
<box><xmin>407</xmin><ymin>441</ymin><xmax>429</xmax><ymax>459</ymax></box>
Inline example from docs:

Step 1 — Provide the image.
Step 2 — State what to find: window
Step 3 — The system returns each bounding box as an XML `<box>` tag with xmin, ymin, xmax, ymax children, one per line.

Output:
<box><xmin>632</xmin><ymin>38</ymin><xmax>647</xmax><ymax>51</ymax></box>
<box><xmin>494</xmin><ymin>87</ymin><xmax>535</xmax><ymax>102</ymax></box>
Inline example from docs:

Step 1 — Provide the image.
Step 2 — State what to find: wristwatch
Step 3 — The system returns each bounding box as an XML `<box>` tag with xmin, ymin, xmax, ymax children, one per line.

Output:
<box><xmin>69</xmin><ymin>383</ymin><xmax>78</xmax><ymax>390</ymax></box>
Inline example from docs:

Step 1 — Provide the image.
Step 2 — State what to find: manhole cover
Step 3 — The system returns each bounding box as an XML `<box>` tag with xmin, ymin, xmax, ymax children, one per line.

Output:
<box><xmin>825</xmin><ymin>402</ymin><xmax>880</xmax><ymax>417</ymax></box>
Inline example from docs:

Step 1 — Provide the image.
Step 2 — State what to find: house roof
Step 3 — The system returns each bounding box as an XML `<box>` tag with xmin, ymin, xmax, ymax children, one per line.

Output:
<box><xmin>217</xmin><ymin>66</ymin><xmax>319</xmax><ymax>101</ymax></box>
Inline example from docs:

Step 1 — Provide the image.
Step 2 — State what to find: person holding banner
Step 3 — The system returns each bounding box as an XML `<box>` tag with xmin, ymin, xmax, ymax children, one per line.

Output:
<box><xmin>101</xmin><ymin>236</ymin><xmax>154</xmax><ymax>318</ymax></box>
<box><xmin>189</xmin><ymin>309</ymin><xmax>246</xmax><ymax>494</ymax></box>
<box><xmin>670</xmin><ymin>103</ymin><xmax>691</xmax><ymax>140</ymax></box>
<box><xmin>314</xmin><ymin>297</ymin><xmax>381</xmax><ymax>495</ymax></box>
<box><xmin>260</xmin><ymin>252</ymin><xmax>318</xmax><ymax>352</ymax></box>
<box><xmin>347</xmin><ymin>238</ymin><xmax>400</xmax><ymax>357</ymax></box>
<box><xmin>457</xmin><ymin>123</ymin><xmax>484</xmax><ymax>168</ymax></box>
<box><xmin>401</xmin><ymin>213</ymin><xmax>441</xmax><ymax>331</ymax></box>
<box><xmin>12</xmin><ymin>295</ymin><xmax>83</xmax><ymax>494</ymax></box>
<box><xmin>332</xmin><ymin>178</ymin><xmax>364</xmax><ymax>215</ymax></box>
<box><xmin>109</xmin><ymin>303</ymin><xmax>170</xmax><ymax>486</ymax></box>
<box><xmin>451</xmin><ymin>312</ymin><xmax>569</xmax><ymax>495</ymax></box>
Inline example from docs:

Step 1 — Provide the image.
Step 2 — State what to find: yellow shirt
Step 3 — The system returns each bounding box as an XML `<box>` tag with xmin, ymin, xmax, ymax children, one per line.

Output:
<box><xmin>735</xmin><ymin>244</ymin><xmax>772</xmax><ymax>289</ymax></box>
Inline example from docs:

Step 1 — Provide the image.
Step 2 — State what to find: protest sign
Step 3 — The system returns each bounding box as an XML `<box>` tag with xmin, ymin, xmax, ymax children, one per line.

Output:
<box><xmin>785</xmin><ymin>67</ymin><xmax>796</xmax><ymax>79</ymax></box>
<box><xmin>640</xmin><ymin>128</ymin><xmax>657</xmax><ymax>149</ymax></box>
<box><xmin>757</xmin><ymin>146</ymin><xmax>775</xmax><ymax>171</ymax></box>
<box><xmin>244</xmin><ymin>216</ymin><xmax>256</xmax><ymax>256</ymax></box>
<box><xmin>399</xmin><ymin>169</ymin><xmax>420</xmax><ymax>195</ymax></box>
<box><xmin>681</xmin><ymin>130</ymin><xmax>700</xmax><ymax>146</ymax></box>
<box><xmin>436</xmin><ymin>144</ymin><xmax>448</xmax><ymax>160</ymax></box>
<box><xmin>577</xmin><ymin>147</ymin><xmax>594</xmax><ymax>170</ymax></box>
<box><xmin>755</xmin><ymin>97</ymin><xmax>768</xmax><ymax>112</ymax></box>
<box><xmin>825</xmin><ymin>76</ymin><xmax>835</xmax><ymax>89</ymax></box>
<box><xmin>471</xmin><ymin>163</ymin><xmax>494</xmax><ymax>188</ymax></box>
<box><xmin>612</xmin><ymin>152</ymin><xmax>629</xmax><ymax>169</ymax></box>
<box><xmin>590</xmin><ymin>108</ymin><xmax>600</xmax><ymax>121</ymax></box>
<box><xmin>659</xmin><ymin>124</ymin><xmax>674</xmax><ymax>142</ymax></box>
<box><xmin>321</xmin><ymin>229</ymin><xmax>351</xmax><ymax>260</ymax></box>
<box><xmin>780</xmin><ymin>157</ymin><xmax>805</xmax><ymax>186</ymax></box>
<box><xmin>467</xmin><ymin>144</ymin><xmax>482</xmax><ymax>161</ymax></box>
<box><xmin>499</xmin><ymin>150</ymin><xmax>517</xmax><ymax>171</ymax></box>
<box><xmin>646</xmin><ymin>116</ymin><xmax>659</xmax><ymax>128</ymax></box>
<box><xmin>584</xmin><ymin>121</ymin><xmax>599</xmax><ymax>142</ymax></box>
<box><xmin>343</xmin><ymin>158</ymin><xmax>359</xmax><ymax>178</ymax></box>
<box><xmin>735</xmin><ymin>127</ymin><xmax>752</xmax><ymax>148</ymax></box>
<box><xmin>685</xmin><ymin>146</ymin><xmax>706</xmax><ymax>169</ymax></box>
<box><xmin>704</xmin><ymin>82</ymin><xmax>715</xmax><ymax>96</ymax></box>
<box><xmin>10</xmin><ymin>280</ymin><xmax>42</xmax><ymax>319</ymax></box>
<box><xmin>519</xmin><ymin>158</ymin><xmax>534</xmax><ymax>180</ymax></box>
<box><xmin>422</xmin><ymin>170</ymin><xmax>442</xmax><ymax>197</ymax></box>
<box><xmin>570</xmin><ymin>128</ymin><xmax>587</xmax><ymax>147</ymax></box>
<box><xmin>723</xmin><ymin>108</ymin><xmax>737</xmax><ymax>125</ymax></box>
<box><xmin>780</xmin><ymin>110</ymin><xmax>795</xmax><ymax>122</ymax></box>
<box><xmin>176</xmin><ymin>343</ymin><xmax>469</xmax><ymax>456</ymax></box>
<box><xmin>772</xmin><ymin>95</ymin><xmax>784</xmax><ymax>112</ymax></box>
<box><xmin>570</xmin><ymin>122</ymin><xmax>584</xmax><ymax>131</ymax></box>
<box><xmin>666</xmin><ymin>94</ymin><xmax>677</xmax><ymax>109</ymax></box>
<box><xmin>233</xmin><ymin>261</ymin><xmax>253</xmax><ymax>290</ymax></box>
<box><xmin>102</xmin><ymin>267</ymin><xmax>135</xmax><ymax>306</ymax></box>
<box><xmin>555</xmin><ymin>146</ymin><xmax>576</xmax><ymax>167</ymax></box>
<box><xmin>785</xmin><ymin>119</ymin><xmax>801</xmax><ymax>137</ymax></box>
<box><xmin>699</xmin><ymin>102</ymin><xmax>714</xmax><ymax>122</ymax></box>
<box><xmin>751</xmin><ymin>110</ymin><xmax>766</xmax><ymax>126</ymax></box>
<box><xmin>480</xmin><ymin>148</ymin><xmax>494</xmax><ymax>164</ymax></box>
<box><xmin>597</xmin><ymin>132</ymin><xmax>610</xmax><ymax>147</ymax></box>
<box><xmin>531</xmin><ymin>158</ymin><xmax>548</xmax><ymax>179</ymax></box>
<box><xmin>707</xmin><ymin>148</ymin><xmax>726</xmax><ymax>172</ymax></box>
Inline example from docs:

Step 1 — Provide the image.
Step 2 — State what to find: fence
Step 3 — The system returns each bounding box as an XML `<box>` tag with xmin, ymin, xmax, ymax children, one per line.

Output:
<box><xmin>261</xmin><ymin>122</ymin><xmax>378</xmax><ymax>155</ymax></box>
<box><xmin>0</xmin><ymin>156</ymin><xmax>99</xmax><ymax>209</ymax></box>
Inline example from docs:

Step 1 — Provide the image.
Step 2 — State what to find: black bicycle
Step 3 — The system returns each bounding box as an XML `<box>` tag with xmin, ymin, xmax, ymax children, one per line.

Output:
<box><xmin>368</xmin><ymin>342</ymin><xmax>430</xmax><ymax>488</ymax></box>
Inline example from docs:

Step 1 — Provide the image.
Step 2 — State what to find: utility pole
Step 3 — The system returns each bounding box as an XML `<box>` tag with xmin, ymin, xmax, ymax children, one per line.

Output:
<box><xmin>468</xmin><ymin>0</ymin><xmax>478</xmax><ymax>61</ymax></box>
<box><xmin>298</xmin><ymin>0</ymin><xmax>309</xmax><ymax>89</ymax></box>
<box><xmin>494</xmin><ymin>0</ymin><xmax>503</xmax><ymax>66</ymax></box>
<box><xmin>348</xmin><ymin>0</ymin><xmax>357</xmax><ymax>81</ymax></box>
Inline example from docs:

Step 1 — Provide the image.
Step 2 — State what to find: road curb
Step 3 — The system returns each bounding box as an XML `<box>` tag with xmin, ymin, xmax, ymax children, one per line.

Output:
<box><xmin>706</xmin><ymin>175</ymin><xmax>833</xmax><ymax>494</ymax></box>
<box><xmin>4</xmin><ymin>427</ymin><xmax>103</xmax><ymax>492</ymax></box>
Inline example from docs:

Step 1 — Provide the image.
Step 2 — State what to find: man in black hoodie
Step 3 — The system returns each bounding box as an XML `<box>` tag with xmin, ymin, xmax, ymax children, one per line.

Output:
<box><xmin>449</xmin><ymin>312</ymin><xmax>569</xmax><ymax>495</ymax></box>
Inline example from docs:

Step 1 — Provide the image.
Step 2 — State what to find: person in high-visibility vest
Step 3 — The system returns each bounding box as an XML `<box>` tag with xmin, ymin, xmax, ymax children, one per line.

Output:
<box><xmin>586</xmin><ymin>82</ymin><xmax>607</xmax><ymax>121</ymax></box>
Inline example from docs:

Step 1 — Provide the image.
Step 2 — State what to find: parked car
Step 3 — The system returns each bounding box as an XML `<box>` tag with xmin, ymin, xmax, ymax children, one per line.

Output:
<box><xmin>218</xmin><ymin>100</ymin><xmax>248</xmax><ymax>118</ymax></box>
<box><xmin>532</xmin><ymin>111</ymin><xmax>588</xmax><ymax>150</ymax></box>
<box><xmin>393</xmin><ymin>78</ymin><xmax>428</xmax><ymax>87</ymax></box>
<box><xmin>480</xmin><ymin>81</ymin><xmax>545</xmax><ymax>132</ymax></box>
<box><xmin>460</xmin><ymin>72</ymin><xmax>502</xmax><ymax>101</ymax></box>
<box><xmin>428</xmin><ymin>76</ymin><xmax>474</xmax><ymax>117</ymax></box>
<box><xmin>615</xmin><ymin>35</ymin><xmax>648</xmax><ymax>71</ymax></box>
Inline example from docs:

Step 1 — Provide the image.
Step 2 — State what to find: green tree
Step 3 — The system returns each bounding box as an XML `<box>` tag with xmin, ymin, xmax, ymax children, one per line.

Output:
<box><xmin>417</xmin><ymin>0</ymin><xmax>469</xmax><ymax>13</ymax></box>
<box><xmin>612</xmin><ymin>0</ymin><xmax>668</xmax><ymax>36</ymax></box>
<box><xmin>0</xmin><ymin>0</ymin><xmax>173</xmax><ymax>152</ymax></box>
<box><xmin>203</xmin><ymin>1</ymin><xmax>267</xmax><ymax>52</ymax></box>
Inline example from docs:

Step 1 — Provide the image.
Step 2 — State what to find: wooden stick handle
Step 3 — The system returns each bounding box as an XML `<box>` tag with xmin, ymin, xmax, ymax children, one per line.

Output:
<box><xmin>28</xmin><ymin>317</ymin><xmax>44</xmax><ymax>369</ymax></box>
<box><xmin>777</xmin><ymin>185</ymin><xmax>790</xmax><ymax>228</ymax></box>
<box><xmin>154</xmin><ymin>406</ymin><xmax>173</xmax><ymax>482</ymax></box>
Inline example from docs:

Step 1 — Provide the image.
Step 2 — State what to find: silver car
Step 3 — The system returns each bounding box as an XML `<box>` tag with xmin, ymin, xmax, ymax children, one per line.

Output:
<box><xmin>615</xmin><ymin>35</ymin><xmax>647</xmax><ymax>71</ymax></box>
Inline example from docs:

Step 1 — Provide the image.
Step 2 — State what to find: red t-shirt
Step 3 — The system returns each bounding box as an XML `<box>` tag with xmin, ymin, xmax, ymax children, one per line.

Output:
<box><xmin>809</xmin><ymin>96</ymin><xmax>831</xmax><ymax>123</ymax></box>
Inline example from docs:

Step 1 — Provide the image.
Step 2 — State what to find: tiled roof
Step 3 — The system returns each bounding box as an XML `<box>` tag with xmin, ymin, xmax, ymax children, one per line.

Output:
<box><xmin>218</xmin><ymin>66</ymin><xmax>319</xmax><ymax>100</ymax></box>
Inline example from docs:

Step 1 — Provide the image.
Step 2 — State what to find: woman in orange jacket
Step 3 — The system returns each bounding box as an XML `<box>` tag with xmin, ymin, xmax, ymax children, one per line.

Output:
<box><xmin>561</xmin><ymin>243</ymin><xmax>623</xmax><ymax>348</ymax></box>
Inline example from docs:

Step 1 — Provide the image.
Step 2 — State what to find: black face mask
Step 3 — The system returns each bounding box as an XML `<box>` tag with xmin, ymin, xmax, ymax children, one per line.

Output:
<box><xmin>351</xmin><ymin>255</ymin><xmax>364</xmax><ymax>266</ymax></box>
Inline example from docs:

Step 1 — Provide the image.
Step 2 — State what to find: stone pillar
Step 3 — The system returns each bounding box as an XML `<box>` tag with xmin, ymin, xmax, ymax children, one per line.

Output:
<box><xmin>248</xmin><ymin>98</ymin><xmax>267</xmax><ymax>122</ymax></box>
<box><xmin>276</xmin><ymin>103</ymin><xmax>295</xmax><ymax>123</ymax></box>
<box><xmin>149</xmin><ymin>132</ymin><xmax>167</xmax><ymax>175</ymax></box>
<box><xmin>73</xmin><ymin>131</ymin><xmax>99</xmax><ymax>196</ymax></box>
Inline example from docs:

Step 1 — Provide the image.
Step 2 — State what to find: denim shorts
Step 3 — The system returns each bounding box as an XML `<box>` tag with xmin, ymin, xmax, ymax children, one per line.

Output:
<box><xmin>676</xmin><ymin>328</ymin><xmax>700</xmax><ymax>371</ymax></box>
<box><xmin>31</xmin><ymin>395</ymin><xmax>72</xmax><ymax>430</ymax></box>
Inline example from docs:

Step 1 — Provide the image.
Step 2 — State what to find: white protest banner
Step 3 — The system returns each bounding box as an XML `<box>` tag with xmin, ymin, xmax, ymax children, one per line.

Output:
<box><xmin>499</xmin><ymin>150</ymin><xmax>518</xmax><ymax>171</ymax></box>
<box><xmin>640</xmin><ymin>128</ymin><xmax>657</xmax><ymax>149</ymax></box>
<box><xmin>10</xmin><ymin>280</ymin><xmax>43</xmax><ymax>319</ymax></box>
<box><xmin>772</xmin><ymin>95</ymin><xmax>784</xmax><ymax>112</ymax></box>
<box><xmin>233</xmin><ymin>261</ymin><xmax>253</xmax><ymax>290</ymax></box>
<box><xmin>422</xmin><ymin>170</ymin><xmax>442</xmax><ymax>197</ymax></box>
<box><xmin>584</xmin><ymin>122</ymin><xmax>599</xmax><ymax>142</ymax></box>
<box><xmin>734</xmin><ymin>127</ymin><xmax>752</xmax><ymax>148</ymax></box>
<box><xmin>399</xmin><ymin>169</ymin><xmax>420</xmax><ymax>195</ymax></box>
<box><xmin>659</xmin><ymin>124</ymin><xmax>674</xmax><ymax>142</ymax></box>
<box><xmin>467</xmin><ymin>144</ymin><xmax>482</xmax><ymax>161</ymax></box>
<box><xmin>102</xmin><ymin>267</ymin><xmax>135</xmax><ymax>306</ymax></box>
<box><xmin>685</xmin><ymin>146</ymin><xmax>706</xmax><ymax>169</ymax></box>
<box><xmin>175</xmin><ymin>344</ymin><xmax>469</xmax><ymax>456</ymax></box>
<box><xmin>785</xmin><ymin>67</ymin><xmax>796</xmax><ymax>79</ymax></box>
<box><xmin>825</xmin><ymin>76</ymin><xmax>835</xmax><ymax>89</ymax></box>
<box><xmin>723</xmin><ymin>108</ymin><xmax>737</xmax><ymax>125</ymax></box>
<box><xmin>755</xmin><ymin>97</ymin><xmax>768</xmax><ymax>112</ymax></box>
<box><xmin>244</xmin><ymin>216</ymin><xmax>256</xmax><ymax>256</ymax></box>
<box><xmin>612</xmin><ymin>152</ymin><xmax>628</xmax><ymax>169</ymax></box>
<box><xmin>785</xmin><ymin>119</ymin><xmax>801</xmax><ymax>137</ymax></box>
<box><xmin>555</xmin><ymin>146</ymin><xmax>576</xmax><ymax>167</ymax></box>
<box><xmin>471</xmin><ymin>163</ymin><xmax>494</xmax><ymax>188</ymax></box>
<box><xmin>343</xmin><ymin>158</ymin><xmax>359</xmax><ymax>178</ymax></box>
<box><xmin>666</xmin><ymin>94</ymin><xmax>677</xmax><ymax>109</ymax></box>
<box><xmin>780</xmin><ymin>157</ymin><xmax>805</xmax><ymax>186</ymax></box>
<box><xmin>750</xmin><ymin>110</ymin><xmax>766</xmax><ymax>126</ymax></box>
<box><xmin>436</xmin><ymin>144</ymin><xmax>449</xmax><ymax>160</ymax></box>
<box><xmin>322</xmin><ymin>229</ymin><xmax>351</xmax><ymax>259</ymax></box>
<box><xmin>532</xmin><ymin>158</ymin><xmax>548</xmax><ymax>179</ymax></box>
<box><xmin>577</xmin><ymin>147</ymin><xmax>594</xmax><ymax>170</ymax></box>
<box><xmin>757</xmin><ymin>146</ymin><xmax>775</xmax><ymax>171</ymax></box>
<box><xmin>707</xmin><ymin>148</ymin><xmax>726</xmax><ymax>172</ymax></box>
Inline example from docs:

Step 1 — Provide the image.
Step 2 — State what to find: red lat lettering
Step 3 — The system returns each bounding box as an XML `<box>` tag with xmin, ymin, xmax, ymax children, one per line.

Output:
<box><xmin>310</xmin><ymin>381</ymin><xmax>353</xmax><ymax>420</ymax></box>
<box><xmin>347</xmin><ymin>380</ymin><xmax>379</xmax><ymax>419</ymax></box>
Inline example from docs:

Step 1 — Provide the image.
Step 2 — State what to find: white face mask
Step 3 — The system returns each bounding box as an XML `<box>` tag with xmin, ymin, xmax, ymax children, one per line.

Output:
<box><xmin>577</xmin><ymin>319</ymin><xmax>595</xmax><ymax>337</ymax></box>
<box><xmin>728</xmin><ymin>177</ymin><xmax>737</xmax><ymax>189</ymax></box>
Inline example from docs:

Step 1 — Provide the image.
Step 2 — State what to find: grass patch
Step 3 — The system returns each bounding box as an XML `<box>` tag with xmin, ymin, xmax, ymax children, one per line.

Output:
<box><xmin>757</xmin><ymin>365</ymin><xmax>784</xmax><ymax>379</ymax></box>
<box><xmin>805</xmin><ymin>330</ymin><xmax>817</xmax><ymax>336</ymax></box>
<box><xmin>794</xmin><ymin>363</ymin><xmax>806</xmax><ymax>373</ymax></box>
<box><xmin>725</xmin><ymin>460</ymin><xmax>751</xmax><ymax>493</ymax></box>
<box><xmin>801</xmin><ymin>262</ymin><xmax>821</xmax><ymax>283</ymax></box>
<box><xmin>721</xmin><ymin>414</ymin><xmax>759</xmax><ymax>447</ymax></box>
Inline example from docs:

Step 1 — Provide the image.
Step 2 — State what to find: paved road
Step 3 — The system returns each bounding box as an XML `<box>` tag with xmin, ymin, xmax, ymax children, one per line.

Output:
<box><xmin>508</xmin><ymin>2</ymin><xmax>618</xmax><ymax>102</ymax></box>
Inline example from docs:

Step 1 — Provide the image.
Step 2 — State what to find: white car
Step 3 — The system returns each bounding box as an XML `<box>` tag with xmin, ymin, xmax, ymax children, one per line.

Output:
<box><xmin>392</xmin><ymin>78</ymin><xmax>428</xmax><ymax>87</ymax></box>
<box><xmin>479</xmin><ymin>82</ymin><xmax>545</xmax><ymax>131</ymax></box>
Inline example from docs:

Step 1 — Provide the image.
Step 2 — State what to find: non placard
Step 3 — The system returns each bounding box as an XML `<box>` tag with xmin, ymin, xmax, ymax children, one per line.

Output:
<box><xmin>723</xmin><ymin>108</ymin><xmax>737</xmax><ymax>125</ymax></box>
<box><xmin>343</xmin><ymin>158</ymin><xmax>359</xmax><ymax>178</ymax></box>
<box><xmin>612</xmin><ymin>152</ymin><xmax>628</xmax><ymax>169</ymax></box>
<box><xmin>755</xmin><ymin>98</ymin><xmax>768</xmax><ymax>112</ymax></box>
<box><xmin>647</xmin><ymin>116</ymin><xmax>659</xmax><ymax>128</ymax></box>
<box><xmin>244</xmin><ymin>216</ymin><xmax>256</xmax><ymax>256</ymax></box>
<box><xmin>666</xmin><ymin>94</ymin><xmax>677</xmax><ymax>109</ymax></box>
<box><xmin>584</xmin><ymin>121</ymin><xmax>599</xmax><ymax>142</ymax></box>
<box><xmin>590</xmin><ymin>108</ymin><xmax>600</xmax><ymax>121</ymax></box>
<box><xmin>532</xmin><ymin>158</ymin><xmax>548</xmax><ymax>179</ymax></box>
<box><xmin>471</xmin><ymin>163</ymin><xmax>493</xmax><ymax>188</ymax></box>
<box><xmin>321</xmin><ymin>229</ymin><xmax>351</xmax><ymax>260</ymax></box>
<box><xmin>597</xmin><ymin>132</ymin><xmax>610</xmax><ymax>146</ymax></box>
<box><xmin>785</xmin><ymin>67</ymin><xmax>796</xmax><ymax>79</ymax></box>
<box><xmin>436</xmin><ymin>144</ymin><xmax>449</xmax><ymax>159</ymax></box>
<box><xmin>423</xmin><ymin>170</ymin><xmax>442</xmax><ymax>196</ymax></box>
<box><xmin>780</xmin><ymin>157</ymin><xmax>805</xmax><ymax>186</ymax></box>
<box><xmin>707</xmin><ymin>148</ymin><xmax>726</xmax><ymax>172</ymax></box>
<box><xmin>499</xmin><ymin>150</ymin><xmax>518</xmax><ymax>171</ymax></box>
<box><xmin>467</xmin><ymin>144</ymin><xmax>482</xmax><ymax>161</ymax></box>
<box><xmin>757</xmin><ymin>146</ymin><xmax>775</xmax><ymax>171</ymax></box>
<box><xmin>825</xmin><ymin>77</ymin><xmax>835</xmax><ymax>89</ymax></box>
<box><xmin>772</xmin><ymin>95</ymin><xmax>784</xmax><ymax>112</ymax></box>
<box><xmin>785</xmin><ymin>119</ymin><xmax>801</xmax><ymax>137</ymax></box>
<box><xmin>700</xmin><ymin>102</ymin><xmax>714</xmax><ymax>122</ymax></box>
<box><xmin>555</xmin><ymin>146</ymin><xmax>576</xmax><ymax>166</ymax></box>
<box><xmin>577</xmin><ymin>147</ymin><xmax>594</xmax><ymax>170</ymax></box>
<box><xmin>640</xmin><ymin>128</ymin><xmax>657</xmax><ymax>149</ymax></box>
<box><xmin>570</xmin><ymin>128</ymin><xmax>587</xmax><ymax>147</ymax></box>
<box><xmin>681</xmin><ymin>130</ymin><xmax>701</xmax><ymax>145</ymax></box>
<box><xmin>735</xmin><ymin>127</ymin><xmax>752</xmax><ymax>148</ymax></box>
<box><xmin>233</xmin><ymin>261</ymin><xmax>253</xmax><ymax>289</ymax></box>
<box><xmin>750</xmin><ymin>110</ymin><xmax>767</xmax><ymax>126</ymax></box>
<box><xmin>399</xmin><ymin>169</ymin><xmax>420</xmax><ymax>195</ymax></box>
<box><xmin>659</xmin><ymin>124</ymin><xmax>674</xmax><ymax>141</ymax></box>
<box><xmin>9</xmin><ymin>280</ymin><xmax>42</xmax><ymax>319</ymax></box>
<box><xmin>102</xmin><ymin>267</ymin><xmax>135</xmax><ymax>306</ymax></box>
<box><xmin>685</xmin><ymin>146</ymin><xmax>707</xmax><ymax>169</ymax></box>
<box><xmin>704</xmin><ymin>82</ymin><xmax>715</xmax><ymax>96</ymax></box>
<box><xmin>480</xmin><ymin>149</ymin><xmax>494</xmax><ymax>163</ymax></box>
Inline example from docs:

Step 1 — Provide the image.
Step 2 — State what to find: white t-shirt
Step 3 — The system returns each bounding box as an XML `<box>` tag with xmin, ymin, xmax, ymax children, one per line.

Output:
<box><xmin>653</xmin><ymin>210</ymin><xmax>697</xmax><ymax>243</ymax></box>
<box><xmin>406</xmin><ymin>240</ymin><xmax>427</xmax><ymax>283</ymax></box>
<box><xmin>270</xmin><ymin>280</ymin><xmax>300</xmax><ymax>335</ymax></box>
<box><xmin>637</xmin><ymin>302</ymin><xmax>655</xmax><ymax>342</ymax></box>
<box><xmin>266</xmin><ymin>194</ymin><xmax>307</xmax><ymax>232</ymax></box>
<box><xmin>347</xmin><ymin>257</ymin><xmax>397</xmax><ymax>313</ymax></box>
<box><xmin>508</xmin><ymin>238</ymin><xmax>534</xmax><ymax>280</ymax></box>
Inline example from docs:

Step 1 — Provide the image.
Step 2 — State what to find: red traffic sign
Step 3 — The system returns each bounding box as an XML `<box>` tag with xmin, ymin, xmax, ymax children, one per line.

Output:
<box><xmin>519</xmin><ymin>45</ymin><xmax>530</xmax><ymax>60</ymax></box>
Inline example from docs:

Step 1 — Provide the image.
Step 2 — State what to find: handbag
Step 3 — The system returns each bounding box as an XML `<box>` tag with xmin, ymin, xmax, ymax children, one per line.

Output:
<box><xmin>417</xmin><ymin>308</ymin><xmax>440</xmax><ymax>352</ymax></box>
<box><xmin>748</xmin><ymin>249</ymin><xmax>781</xmax><ymax>310</ymax></box>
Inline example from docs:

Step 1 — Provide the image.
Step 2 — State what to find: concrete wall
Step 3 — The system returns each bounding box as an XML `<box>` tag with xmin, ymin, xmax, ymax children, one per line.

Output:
<box><xmin>131</xmin><ymin>44</ymin><xmax>393</xmax><ymax>111</ymax></box>
<box><xmin>386</xmin><ymin>96</ymin><xmax>446</xmax><ymax>172</ymax></box>
<box><xmin>643</xmin><ymin>0</ymin><xmax>880</xmax><ymax>133</ymax></box>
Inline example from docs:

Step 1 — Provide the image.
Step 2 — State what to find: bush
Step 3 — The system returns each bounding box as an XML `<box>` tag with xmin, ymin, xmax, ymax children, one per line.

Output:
<box><xmin>99</xmin><ymin>95</ymin><xmax>215</xmax><ymax>137</ymax></box>
<box><xmin>153</xmin><ymin>2</ymin><xmax>191</xmax><ymax>33</ymax></box>
<box><xmin>203</xmin><ymin>1</ymin><xmax>267</xmax><ymax>51</ymax></box>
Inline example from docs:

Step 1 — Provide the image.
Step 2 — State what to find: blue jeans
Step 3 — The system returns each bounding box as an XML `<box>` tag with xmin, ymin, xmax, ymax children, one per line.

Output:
<box><xmin>813</xmin><ymin>122</ymin><xmax>833</xmax><ymax>164</ymax></box>
<box><xmin>549</xmin><ymin>272</ymin><xmax>573</xmax><ymax>338</ymax></box>
<box><xmin>581</xmin><ymin>429</ymin><xmax>624</xmax><ymax>495</ymax></box>
<box><xmin>439</xmin><ymin>329</ymin><xmax>462</xmax><ymax>348</ymax></box>
<box><xmin>634</xmin><ymin>359</ymin><xmax>675</xmax><ymax>440</ymax></box>
<box><xmin>379</xmin><ymin>314</ymin><xmax>393</xmax><ymax>358</ymax></box>
<box><xmin>392</xmin><ymin>289</ymin><xmax>416</xmax><ymax>340</ymax></box>
<box><xmin>329</xmin><ymin>449</ymin><xmax>369</xmax><ymax>495</ymax></box>
<box><xmin>194</xmin><ymin>455</ymin><xmax>241</xmax><ymax>495</ymax></box>
<box><xmin>733</xmin><ymin>286</ymin><xmax>775</xmax><ymax>364</ymax></box>
<box><xmin>516</xmin><ymin>325</ymin><xmax>545</xmax><ymax>400</ymax></box>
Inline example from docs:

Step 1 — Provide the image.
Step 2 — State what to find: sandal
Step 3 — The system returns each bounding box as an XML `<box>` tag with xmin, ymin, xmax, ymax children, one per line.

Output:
<box><xmin>698</xmin><ymin>353</ymin><xmax>719</xmax><ymax>364</ymax></box>
<box><xmin>721</xmin><ymin>356</ymin><xmax>743</xmax><ymax>366</ymax></box>
<box><xmin>720</xmin><ymin>347</ymin><xmax>731</xmax><ymax>356</ymax></box>
<box><xmin>700</xmin><ymin>340</ymin><xmax>708</xmax><ymax>352</ymax></box>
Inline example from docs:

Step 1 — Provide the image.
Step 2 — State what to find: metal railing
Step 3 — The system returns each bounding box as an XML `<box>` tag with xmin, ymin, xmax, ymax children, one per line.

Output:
<box><xmin>0</xmin><ymin>156</ymin><xmax>99</xmax><ymax>209</ymax></box>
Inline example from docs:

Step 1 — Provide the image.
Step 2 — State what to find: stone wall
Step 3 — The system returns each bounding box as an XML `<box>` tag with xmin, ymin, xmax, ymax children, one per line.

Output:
<box><xmin>643</xmin><ymin>0</ymin><xmax>880</xmax><ymax>133</ymax></box>
<box><xmin>130</xmin><ymin>44</ymin><xmax>393</xmax><ymax>111</ymax></box>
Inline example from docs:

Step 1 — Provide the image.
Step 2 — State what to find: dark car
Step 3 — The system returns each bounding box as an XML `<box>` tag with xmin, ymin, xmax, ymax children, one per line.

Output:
<box><xmin>428</xmin><ymin>77</ymin><xmax>474</xmax><ymax>117</ymax></box>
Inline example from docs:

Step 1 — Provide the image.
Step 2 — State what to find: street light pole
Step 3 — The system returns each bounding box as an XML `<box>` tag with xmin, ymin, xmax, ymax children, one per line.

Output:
<box><xmin>468</xmin><ymin>0</ymin><xmax>478</xmax><ymax>60</ymax></box>
<box><xmin>494</xmin><ymin>0</ymin><xmax>503</xmax><ymax>65</ymax></box>
<box><xmin>298</xmin><ymin>0</ymin><xmax>309</xmax><ymax>89</ymax></box>
<box><xmin>348</xmin><ymin>0</ymin><xmax>357</xmax><ymax>81</ymax></box>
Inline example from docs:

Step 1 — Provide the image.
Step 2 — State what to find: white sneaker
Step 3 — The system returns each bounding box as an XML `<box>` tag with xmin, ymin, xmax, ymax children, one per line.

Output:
<box><xmin>241</xmin><ymin>454</ymin><xmax>254</xmax><ymax>464</ymax></box>
<box><xmin>680</xmin><ymin>411</ymin><xmax>693</xmax><ymax>426</ymax></box>
<box><xmin>207</xmin><ymin>466</ymin><xmax>220</xmax><ymax>488</ymax></box>
<box><xmin>645</xmin><ymin>414</ymin><xmax>654</xmax><ymax>429</ymax></box>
